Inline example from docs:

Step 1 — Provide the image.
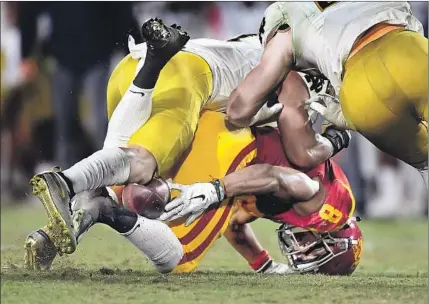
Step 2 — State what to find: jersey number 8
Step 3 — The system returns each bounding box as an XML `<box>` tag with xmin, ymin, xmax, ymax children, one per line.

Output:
<box><xmin>319</xmin><ymin>204</ymin><xmax>343</xmax><ymax>224</ymax></box>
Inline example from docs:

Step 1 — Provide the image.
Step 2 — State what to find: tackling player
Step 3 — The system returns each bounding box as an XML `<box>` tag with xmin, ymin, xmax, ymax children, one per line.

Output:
<box><xmin>28</xmin><ymin>19</ymin><xmax>269</xmax><ymax>255</ymax></box>
<box><xmin>226</xmin><ymin>2</ymin><xmax>428</xmax><ymax>184</ymax></box>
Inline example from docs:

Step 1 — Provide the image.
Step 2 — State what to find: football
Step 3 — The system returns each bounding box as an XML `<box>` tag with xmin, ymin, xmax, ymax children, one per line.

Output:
<box><xmin>122</xmin><ymin>178</ymin><xmax>171</xmax><ymax>219</ymax></box>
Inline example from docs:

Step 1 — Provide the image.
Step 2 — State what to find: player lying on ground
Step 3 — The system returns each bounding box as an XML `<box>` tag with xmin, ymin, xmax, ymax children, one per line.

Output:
<box><xmin>226</xmin><ymin>2</ymin><xmax>428</xmax><ymax>185</ymax></box>
<box><xmin>29</xmin><ymin>18</ymin><xmax>348</xmax><ymax>256</ymax></box>
<box><xmin>25</xmin><ymin>111</ymin><xmax>362</xmax><ymax>275</ymax></box>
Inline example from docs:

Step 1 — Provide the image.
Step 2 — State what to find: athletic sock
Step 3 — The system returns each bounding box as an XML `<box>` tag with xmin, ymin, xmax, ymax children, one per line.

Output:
<box><xmin>121</xmin><ymin>215</ymin><xmax>183</xmax><ymax>273</ymax></box>
<box><xmin>103</xmin><ymin>84</ymin><xmax>154</xmax><ymax>148</ymax></box>
<box><xmin>62</xmin><ymin>148</ymin><xmax>131</xmax><ymax>194</ymax></box>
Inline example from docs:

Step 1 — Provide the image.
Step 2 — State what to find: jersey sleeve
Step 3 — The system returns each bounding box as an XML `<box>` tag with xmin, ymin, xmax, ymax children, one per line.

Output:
<box><xmin>258</xmin><ymin>2</ymin><xmax>292</xmax><ymax>47</ymax></box>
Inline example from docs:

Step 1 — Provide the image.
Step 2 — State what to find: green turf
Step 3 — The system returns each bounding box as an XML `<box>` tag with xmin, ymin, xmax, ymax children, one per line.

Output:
<box><xmin>1</xmin><ymin>204</ymin><xmax>428</xmax><ymax>304</ymax></box>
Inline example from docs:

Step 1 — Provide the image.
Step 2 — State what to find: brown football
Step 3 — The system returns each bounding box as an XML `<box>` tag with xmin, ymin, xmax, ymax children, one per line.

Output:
<box><xmin>122</xmin><ymin>178</ymin><xmax>170</xmax><ymax>219</ymax></box>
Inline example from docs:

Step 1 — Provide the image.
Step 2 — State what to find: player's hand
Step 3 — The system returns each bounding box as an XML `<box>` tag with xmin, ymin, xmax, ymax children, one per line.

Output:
<box><xmin>256</xmin><ymin>261</ymin><xmax>294</xmax><ymax>275</ymax></box>
<box><xmin>159</xmin><ymin>181</ymin><xmax>224</xmax><ymax>226</ymax></box>
<box><xmin>304</xmin><ymin>93</ymin><xmax>354</xmax><ymax>130</ymax></box>
<box><xmin>249</xmin><ymin>102</ymin><xmax>284</xmax><ymax>126</ymax></box>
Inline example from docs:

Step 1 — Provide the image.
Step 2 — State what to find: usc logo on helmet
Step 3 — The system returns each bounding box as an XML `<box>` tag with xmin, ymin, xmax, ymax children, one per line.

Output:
<box><xmin>352</xmin><ymin>237</ymin><xmax>363</xmax><ymax>269</ymax></box>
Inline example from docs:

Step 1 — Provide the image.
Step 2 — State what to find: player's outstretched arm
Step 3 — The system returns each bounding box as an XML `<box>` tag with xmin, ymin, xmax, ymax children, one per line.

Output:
<box><xmin>226</xmin><ymin>30</ymin><xmax>293</xmax><ymax>128</ymax></box>
<box><xmin>222</xmin><ymin>164</ymin><xmax>319</xmax><ymax>201</ymax></box>
<box><xmin>276</xmin><ymin>72</ymin><xmax>351</xmax><ymax>169</ymax></box>
<box><xmin>160</xmin><ymin>164</ymin><xmax>320</xmax><ymax>225</ymax></box>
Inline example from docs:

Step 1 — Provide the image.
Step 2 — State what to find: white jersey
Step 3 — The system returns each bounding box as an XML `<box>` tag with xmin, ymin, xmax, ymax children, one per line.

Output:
<box><xmin>259</xmin><ymin>2</ymin><xmax>424</xmax><ymax>94</ymax></box>
<box><xmin>129</xmin><ymin>35</ymin><xmax>262</xmax><ymax>112</ymax></box>
<box><xmin>183</xmin><ymin>36</ymin><xmax>262</xmax><ymax>111</ymax></box>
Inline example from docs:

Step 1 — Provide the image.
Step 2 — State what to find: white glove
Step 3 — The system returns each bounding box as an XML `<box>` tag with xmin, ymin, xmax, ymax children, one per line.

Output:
<box><xmin>249</xmin><ymin>102</ymin><xmax>284</xmax><ymax>126</ymax></box>
<box><xmin>257</xmin><ymin>260</ymin><xmax>294</xmax><ymax>275</ymax></box>
<box><xmin>304</xmin><ymin>93</ymin><xmax>353</xmax><ymax>130</ymax></box>
<box><xmin>128</xmin><ymin>35</ymin><xmax>148</xmax><ymax>60</ymax></box>
<box><xmin>159</xmin><ymin>181</ymin><xmax>224</xmax><ymax>226</ymax></box>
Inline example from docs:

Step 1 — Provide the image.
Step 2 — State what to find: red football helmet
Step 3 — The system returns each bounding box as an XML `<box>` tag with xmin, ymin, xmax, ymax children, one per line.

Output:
<box><xmin>277</xmin><ymin>217</ymin><xmax>363</xmax><ymax>275</ymax></box>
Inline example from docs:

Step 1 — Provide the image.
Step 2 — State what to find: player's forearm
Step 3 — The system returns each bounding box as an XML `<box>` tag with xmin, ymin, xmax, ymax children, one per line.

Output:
<box><xmin>222</xmin><ymin>164</ymin><xmax>281</xmax><ymax>197</ymax></box>
<box><xmin>222</xmin><ymin>164</ymin><xmax>319</xmax><ymax>201</ymax></box>
<box><xmin>292</xmin><ymin>134</ymin><xmax>334</xmax><ymax>169</ymax></box>
<box><xmin>226</xmin><ymin>82</ymin><xmax>268</xmax><ymax>128</ymax></box>
<box><xmin>226</xmin><ymin>33</ymin><xmax>292</xmax><ymax>128</ymax></box>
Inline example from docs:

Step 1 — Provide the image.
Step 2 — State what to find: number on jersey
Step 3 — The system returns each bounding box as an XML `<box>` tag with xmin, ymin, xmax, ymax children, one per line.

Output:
<box><xmin>319</xmin><ymin>204</ymin><xmax>343</xmax><ymax>224</ymax></box>
<box><xmin>314</xmin><ymin>1</ymin><xmax>337</xmax><ymax>12</ymax></box>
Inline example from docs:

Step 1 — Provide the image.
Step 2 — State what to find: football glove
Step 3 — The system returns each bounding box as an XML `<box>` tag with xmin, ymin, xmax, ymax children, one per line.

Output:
<box><xmin>257</xmin><ymin>260</ymin><xmax>294</xmax><ymax>275</ymax></box>
<box><xmin>304</xmin><ymin>93</ymin><xmax>354</xmax><ymax>130</ymax></box>
<box><xmin>159</xmin><ymin>180</ymin><xmax>226</xmax><ymax>226</ymax></box>
<box><xmin>251</xmin><ymin>250</ymin><xmax>294</xmax><ymax>275</ymax></box>
<box><xmin>249</xmin><ymin>102</ymin><xmax>284</xmax><ymax>126</ymax></box>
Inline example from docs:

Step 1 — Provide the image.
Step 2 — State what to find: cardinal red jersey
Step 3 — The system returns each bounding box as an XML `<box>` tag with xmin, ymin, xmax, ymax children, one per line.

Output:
<box><xmin>244</xmin><ymin>127</ymin><xmax>355</xmax><ymax>232</ymax></box>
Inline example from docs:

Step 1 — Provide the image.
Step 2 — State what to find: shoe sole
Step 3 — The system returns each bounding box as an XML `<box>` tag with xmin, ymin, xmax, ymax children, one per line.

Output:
<box><xmin>23</xmin><ymin>238</ymin><xmax>38</xmax><ymax>270</ymax></box>
<box><xmin>142</xmin><ymin>19</ymin><xmax>167</xmax><ymax>42</ymax></box>
<box><xmin>30</xmin><ymin>176</ymin><xmax>75</xmax><ymax>254</ymax></box>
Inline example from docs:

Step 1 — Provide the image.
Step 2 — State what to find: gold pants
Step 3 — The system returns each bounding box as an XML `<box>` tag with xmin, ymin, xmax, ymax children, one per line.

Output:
<box><xmin>169</xmin><ymin>111</ymin><xmax>257</xmax><ymax>272</ymax></box>
<box><xmin>107</xmin><ymin>52</ymin><xmax>213</xmax><ymax>176</ymax></box>
<box><xmin>340</xmin><ymin>29</ymin><xmax>428</xmax><ymax>166</ymax></box>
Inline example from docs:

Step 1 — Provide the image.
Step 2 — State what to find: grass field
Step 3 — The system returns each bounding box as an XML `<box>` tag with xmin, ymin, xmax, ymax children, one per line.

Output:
<box><xmin>1</xmin><ymin>204</ymin><xmax>428</xmax><ymax>304</ymax></box>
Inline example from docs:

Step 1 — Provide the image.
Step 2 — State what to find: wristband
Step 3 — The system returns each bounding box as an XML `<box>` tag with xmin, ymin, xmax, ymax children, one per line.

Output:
<box><xmin>322</xmin><ymin>126</ymin><xmax>350</xmax><ymax>156</ymax></box>
<box><xmin>210</xmin><ymin>179</ymin><xmax>226</xmax><ymax>202</ymax></box>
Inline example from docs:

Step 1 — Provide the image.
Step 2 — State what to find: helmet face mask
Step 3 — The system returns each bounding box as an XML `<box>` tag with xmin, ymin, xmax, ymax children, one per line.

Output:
<box><xmin>277</xmin><ymin>218</ymin><xmax>362</xmax><ymax>275</ymax></box>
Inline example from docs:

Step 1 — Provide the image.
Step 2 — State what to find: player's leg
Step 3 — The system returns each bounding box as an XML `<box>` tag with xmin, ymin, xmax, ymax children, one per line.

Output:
<box><xmin>25</xmin><ymin>112</ymin><xmax>255</xmax><ymax>272</ymax></box>
<box><xmin>340</xmin><ymin>29</ymin><xmax>428</xmax><ymax>182</ymax></box>
<box><xmin>127</xmin><ymin>52</ymin><xmax>213</xmax><ymax>179</ymax></box>
<box><xmin>63</xmin><ymin>48</ymin><xmax>214</xmax><ymax>192</ymax></box>
<box><xmin>25</xmin><ymin>190</ymin><xmax>183</xmax><ymax>273</ymax></box>
<box><xmin>29</xmin><ymin>19</ymin><xmax>190</xmax><ymax>255</ymax></box>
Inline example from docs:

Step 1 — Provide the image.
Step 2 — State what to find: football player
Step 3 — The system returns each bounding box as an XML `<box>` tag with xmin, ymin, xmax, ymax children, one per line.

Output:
<box><xmin>226</xmin><ymin>2</ymin><xmax>428</xmax><ymax>185</ymax></box>
<box><xmin>25</xmin><ymin>111</ymin><xmax>361</xmax><ymax>275</ymax></box>
<box><xmin>28</xmin><ymin>19</ymin><xmax>271</xmax><ymax>255</ymax></box>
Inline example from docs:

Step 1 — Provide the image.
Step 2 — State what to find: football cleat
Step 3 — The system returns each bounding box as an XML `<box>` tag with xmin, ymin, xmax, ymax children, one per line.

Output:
<box><xmin>30</xmin><ymin>168</ymin><xmax>76</xmax><ymax>254</ymax></box>
<box><xmin>71</xmin><ymin>189</ymin><xmax>117</xmax><ymax>243</ymax></box>
<box><xmin>24</xmin><ymin>229</ymin><xmax>58</xmax><ymax>271</ymax></box>
<box><xmin>141</xmin><ymin>17</ymin><xmax>190</xmax><ymax>60</ymax></box>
